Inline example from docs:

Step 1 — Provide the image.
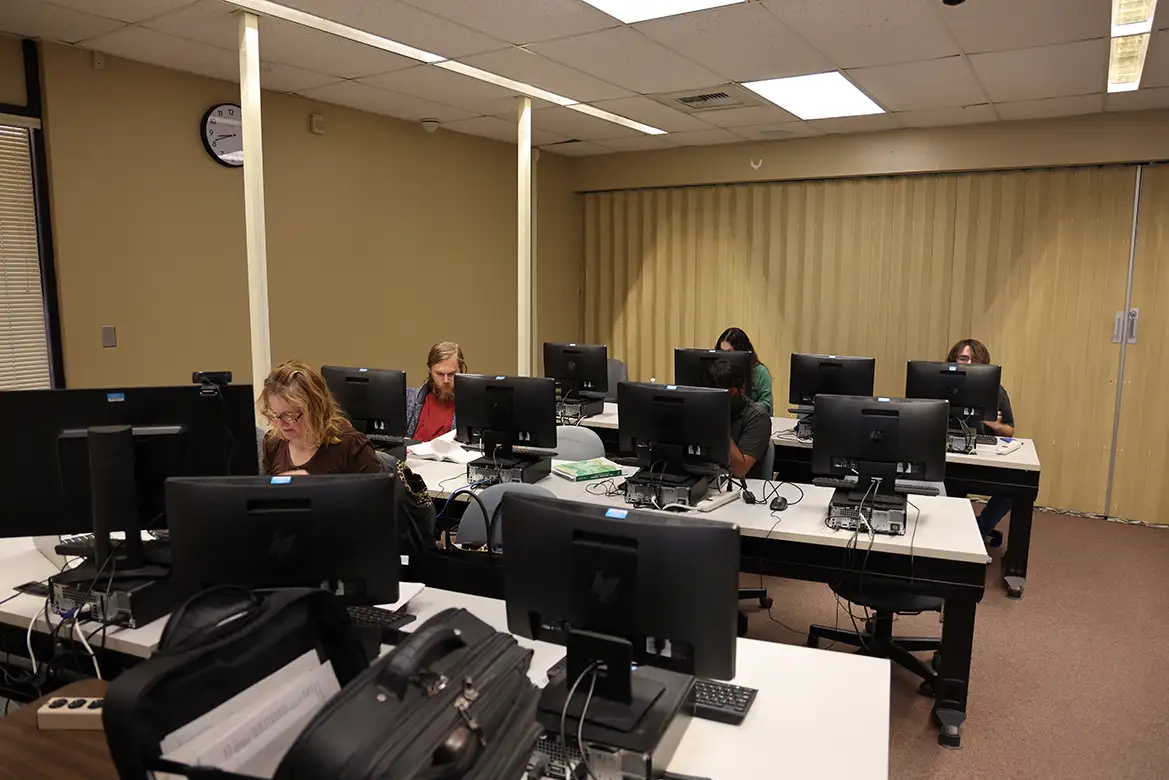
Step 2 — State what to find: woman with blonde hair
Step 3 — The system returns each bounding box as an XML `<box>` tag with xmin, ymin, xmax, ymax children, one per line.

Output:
<box><xmin>259</xmin><ymin>360</ymin><xmax>381</xmax><ymax>476</ymax></box>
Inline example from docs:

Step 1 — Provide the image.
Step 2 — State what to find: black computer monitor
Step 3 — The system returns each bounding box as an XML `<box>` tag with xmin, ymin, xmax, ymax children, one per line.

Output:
<box><xmin>166</xmin><ymin>474</ymin><xmax>399</xmax><ymax>605</ymax></box>
<box><xmin>674</xmin><ymin>348</ymin><xmax>754</xmax><ymax>391</ymax></box>
<box><xmin>789</xmin><ymin>353</ymin><xmax>876</xmax><ymax>405</ymax></box>
<box><xmin>322</xmin><ymin>365</ymin><xmax>407</xmax><ymax>440</ymax></box>
<box><xmin>454</xmin><ymin>374</ymin><xmax>557</xmax><ymax>458</ymax></box>
<box><xmin>503</xmin><ymin>492</ymin><xmax>738</xmax><ymax>729</ymax></box>
<box><xmin>617</xmin><ymin>382</ymin><xmax>730</xmax><ymax>474</ymax></box>
<box><xmin>812</xmin><ymin>395</ymin><xmax>947</xmax><ymax>500</ymax></box>
<box><xmin>0</xmin><ymin>384</ymin><xmax>258</xmax><ymax>541</ymax></box>
<box><xmin>543</xmin><ymin>342</ymin><xmax>608</xmax><ymax>397</ymax></box>
<box><xmin>904</xmin><ymin>361</ymin><xmax>1002</xmax><ymax>426</ymax></box>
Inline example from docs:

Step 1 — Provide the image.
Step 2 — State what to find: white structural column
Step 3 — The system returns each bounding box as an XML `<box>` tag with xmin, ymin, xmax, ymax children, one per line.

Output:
<box><xmin>517</xmin><ymin>97</ymin><xmax>533</xmax><ymax>376</ymax></box>
<box><xmin>238</xmin><ymin>11</ymin><xmax>272</xmax><ymax>394</ymax></box>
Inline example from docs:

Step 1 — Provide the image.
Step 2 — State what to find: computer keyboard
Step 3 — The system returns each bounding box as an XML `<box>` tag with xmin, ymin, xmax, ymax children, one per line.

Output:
<box><xmin>346</xmin><ymin>605</ymin><xmax>417</xmax><ymax>633</ymax></box>
<box><xmin>367</xmin><ymin>433</ymin><xmax>410</xmax><ymax>447</ymax></box>
<box><xmin>55</xmin><ymin>533</ymin><xmax>170</xmax><ymax>559</ymax></box>
<box><xmin>687</xmin><ymin>679</ymin><xmax>758</xmax><ymax>725</ymax></box>
<box><xmin>976</xmin><ymin>434</ymin><xmax>999</xmax><ymax>447</ymax></box>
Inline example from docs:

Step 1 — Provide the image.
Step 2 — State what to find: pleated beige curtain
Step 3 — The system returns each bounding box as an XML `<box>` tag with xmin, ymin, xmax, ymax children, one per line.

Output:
<box><xmin>583</xmin><ymin>167</ymin><xmax>1137</xmax><ymax>513</ymax></box>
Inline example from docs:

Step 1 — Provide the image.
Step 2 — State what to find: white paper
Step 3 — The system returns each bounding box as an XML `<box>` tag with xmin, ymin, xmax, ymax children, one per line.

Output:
<box><xmin>155</xmin><ymin>651</ymin><xmax>339</xmax><ymax>780</ymax></box>
<box><xmin>375</xmin><ymin>582</ymin><xmax>425</xmax><ymax>613</ymax></box>
<box><xmin>407</xmin><ymin>432</ymin><xmax>479</xmax><ymax>465</ymax></box>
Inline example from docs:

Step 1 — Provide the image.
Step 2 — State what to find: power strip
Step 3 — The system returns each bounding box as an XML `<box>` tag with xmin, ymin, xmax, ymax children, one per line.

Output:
<box><xmin>37</xmin><ymin>696</ymin><xmax>105</xmax><ymax>731</ymax></box>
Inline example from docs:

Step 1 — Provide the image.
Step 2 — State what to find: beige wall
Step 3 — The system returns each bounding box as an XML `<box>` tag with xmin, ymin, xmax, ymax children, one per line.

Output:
<box><xmin>38</xmin><ymin>42</ymin><xmax>582</xmax><ymax>390</ymax></box>
<box><xmin>0</xmin><ymin>34</ymin><xmax>27</xmax><ymax>107</ymax></box>
<box><xmin>572</xmin><ymin>110</ymin><xmax>1169</xmax><ymax>192</ymax></box>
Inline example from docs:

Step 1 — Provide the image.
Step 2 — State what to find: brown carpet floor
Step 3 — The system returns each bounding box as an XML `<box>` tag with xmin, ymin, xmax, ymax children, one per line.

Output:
<box><xmin>740</xmin><ymin>509</ymin><xmax>1169</xmax><ymax>780</ymax></box>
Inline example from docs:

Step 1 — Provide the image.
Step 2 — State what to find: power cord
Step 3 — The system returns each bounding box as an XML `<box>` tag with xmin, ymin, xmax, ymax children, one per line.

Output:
<box><xmin>561</xmin><ymin>661</ymin><xmax>600</xmax><ymax>780</ymax></box>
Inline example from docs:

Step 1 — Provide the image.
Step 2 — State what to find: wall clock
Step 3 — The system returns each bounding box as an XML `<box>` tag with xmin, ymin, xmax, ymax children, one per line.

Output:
<box><xmin>201</xmin><ymin>103</ymin><xmax>243</xmax><ymax>167</ymax></box>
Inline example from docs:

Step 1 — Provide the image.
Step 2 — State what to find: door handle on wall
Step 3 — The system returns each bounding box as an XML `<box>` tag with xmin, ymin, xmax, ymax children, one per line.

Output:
<box><xmin>1113</xmin><ymin>309</ymin><xmax>1140</xmax><ymax>344</ymax></box>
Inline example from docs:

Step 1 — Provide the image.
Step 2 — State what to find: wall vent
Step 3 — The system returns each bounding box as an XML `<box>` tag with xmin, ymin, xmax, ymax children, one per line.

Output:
<box><xmin>652</xmin><ymin>84</ymin><xmax>766</xmax><ymax>113</ymax></box>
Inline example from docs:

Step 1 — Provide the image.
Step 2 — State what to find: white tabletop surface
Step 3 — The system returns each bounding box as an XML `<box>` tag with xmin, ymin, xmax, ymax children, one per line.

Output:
<box><xmin>404</xmin><ymin>587</ymin><xmax>891</xmax><ymax>780</ymax></box>
<box><xmin>407</xmin><ymin>458</ymin><xmax>990</xmax><ymax>565</ymax></box>
<box><xmin>582</xmin><ymin>402</ymin><xmax>1041</xmax><ymax>472</ymax></box>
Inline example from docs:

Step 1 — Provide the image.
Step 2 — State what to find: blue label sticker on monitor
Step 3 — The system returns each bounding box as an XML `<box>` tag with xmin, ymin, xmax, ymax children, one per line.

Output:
<box><xmin>359</xmin><ymin>368</ymin><xmax>368</xmax><ymax>372</ymax></box>
<box><xmin>948</xmin><ymin>365</ymin><xmax>957</xmax><ymax>371</ymax></box>
<box><xmin>270</xmin><ymin>476</ymin><xmax>292</xmax><ymax>485</ymax></box>
<box><xmin>496</xmin><ymin>376</ymin><xmax>505</xmax><ymax>380</ymax></box>
<box><xmin>605</xmin><ymin>508</ymin><xmax>629</xmax><ymax>519</ymax></box>
<box><xmin>666</xmin><ymin>385</ymin><xmax>677</xmax><ymax>390</ymax></box>
<box><xmin>106</xmin><ymin>392</ymin><xmax>125</xmax><ymax>403</ymax></box>
<box><xmin>878</xmin><ymin>397</ymin><xmax>890</xmax><ymax>402</ymax></box>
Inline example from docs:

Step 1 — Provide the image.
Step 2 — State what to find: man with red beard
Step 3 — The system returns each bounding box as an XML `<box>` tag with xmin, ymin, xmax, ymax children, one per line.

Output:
<box><xmin>407</xmin><ymin>341</ymin><xmax>465</xmax><ymax>442</ymax></box>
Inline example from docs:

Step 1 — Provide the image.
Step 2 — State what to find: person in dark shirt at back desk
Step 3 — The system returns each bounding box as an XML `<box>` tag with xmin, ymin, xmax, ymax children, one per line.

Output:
<box><xmin>703</xmin><ymin>358</ymin><xmax>772</xmax><ymax>479</ymax></box>
<box><xmin>407</xmin><ymin>341</ymin><xmax>466</xmax><ymax>443</ymax></box>
<box><xmin>260</xmin><ymin>361</ymin><xmax>381</xmax><ymax>476</ymax></box>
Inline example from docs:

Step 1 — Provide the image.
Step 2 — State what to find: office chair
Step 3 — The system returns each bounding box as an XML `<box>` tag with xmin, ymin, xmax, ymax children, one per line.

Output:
<box><xmin>555</xmin><ymin>426</ymin><xmax>606</xmax><ymax>461</ymax></box>
<box><xmin>738</xmin><ymin>439</ymin><xmax>777</xmax><ymax>634</ymax></box>
<box><xmin>806</xmin><ymin>575</ymin><xmax>942</xmax><ymax>696</ymax></box>
<box><xmin>255</xmin><ymin>427</ymin><xmax>265</xmax><ymax>472</ymax></box>
<box><xmin>605</xmin><ymin>359</ymin><xmax>627</xmax><ymax>402</ymax></box>
<box><xmin>456</xmin><ymin>483</ymin><xmax>554</xmax><ymax>551</ymax></box>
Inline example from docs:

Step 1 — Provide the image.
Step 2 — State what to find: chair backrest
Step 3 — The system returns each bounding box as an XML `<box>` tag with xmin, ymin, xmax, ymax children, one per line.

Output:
<box><xmin>375</xmin><ymin>450</ymin><xmax>396</xmax><ymax>473</ymax></box>
<box><xmin>605</xmin><ymin>358</ymin><xmax>627</xmax><ymax>401</ymax></box>
<box><xmin>456</xmin><ymin>483</ymin><xmax>554</xmax><ymax>550</ymax></box>
<box><xmin>748</xmin><ymin>438</ymin><xmax>775</xmax><ymax>480</ymax></box>
<box><xmin>555</xmin><ymin>426</ymin><xmax>606</xmax><ymax>461</ymax></box>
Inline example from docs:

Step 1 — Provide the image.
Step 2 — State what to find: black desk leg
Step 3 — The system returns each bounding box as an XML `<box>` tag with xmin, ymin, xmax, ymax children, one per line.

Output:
<box><xmin>1002</xmin><ymin>498</ymin><xmax>1033</xmax><ymax>600</ymax></box>
<box><xmin>933</xmin><ymin>597</ymin><xmax>977</xmax><ymax>749</ymax></box>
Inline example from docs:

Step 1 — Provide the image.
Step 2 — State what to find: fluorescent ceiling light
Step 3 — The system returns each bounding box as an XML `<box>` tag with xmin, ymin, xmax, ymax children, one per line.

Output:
<box><xmin>581</xmin><ymin>0</ymin><xmax>745</xmax><ymax>24</ymax></box>
<box><xmin>567</xmin><ymin>103</ymin><xmax>667</xmax><ymax>135</ymax></box>
<box><xmin>1108</xmin><ymin>33</ymin><xmax>1151</xmax><ymax>92</ymax></box>
<box><xmin>436</xmin><ymin>61</ymin><xmax>577</xmax><ymax>107</ymax></box>
<box><xmin>222</xmin><ymin>0</ymin><xmax>664</xmax><ymax>135</ymax></box>
<box><xmin>1111</xmin><ymin>0</ymin><xmax>1159</xmax><ymax>36</ymax></box>
<box><xmin>743</xmin><ymin>72</ymin><xmax>884</xmax><ymax>121</ymax></box>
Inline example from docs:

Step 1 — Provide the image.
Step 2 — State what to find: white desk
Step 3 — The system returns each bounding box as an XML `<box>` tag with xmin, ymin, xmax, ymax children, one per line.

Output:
<box><xmin>405</xmin><ymin>587</ymin><xmax>891</xmax><ymax>780</ymax></box>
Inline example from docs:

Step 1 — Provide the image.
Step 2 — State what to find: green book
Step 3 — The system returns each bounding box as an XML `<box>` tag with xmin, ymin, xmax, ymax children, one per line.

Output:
<box><xmin>553</xmin><ymin>458</ymin><xmax>623</xmax><ymax>482</ymax></box>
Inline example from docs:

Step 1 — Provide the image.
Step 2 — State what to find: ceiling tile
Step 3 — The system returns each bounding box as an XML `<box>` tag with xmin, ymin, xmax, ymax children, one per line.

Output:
<box><xmin>49</xmin><ymin>0</ymin><xmax>196</xmax><ymax>24</ymax></box>
<box><xmin>260</xmin><ymin>63</ymin><xmax>340</xmax><ymax>94</ymax></box>
<box><xmin>896</xmin><ymin>103</ymin><xmax>997</xmax><ymax>128</ymax></box>
<box><xmin>360</xmin><ymin>65</ymin><xmax>523</xmax><ymax>115</ymax></box>
<box><xmin>540</xmin><ymin>140</ymin><xmax>613</xmax><ymax>156</ymax></box>
<box><xmin>634</xmin><ymin>2</ymin><xmax>833</xmax><ymax>82</ymax></box>
<box><xmin>941</xmin><ymin>0</ymin><xmax>1110</xmax><ymax>55</ymax></box>
<box><xmin>994</xmin><ymin>94</ymin><xmax>1104</xmax><ymax>120</ymax></box>
<box><xmin>279</xmin><ymin>0</ymin><xmax>510</xmax><ymax>58</ymax></box>
<box><xmin>762</xmin><ymin>0</ymin><xmax>959</xmax><ymax>68</ymax></box>
<box><xmin>299</xmin><ymin>80</ymin><xmax>475</xmax><ymax>123</ymax></box>
<box><xmin>397</xmin><ymin>0</ymin><xmax>617</xmax><ymax>45</ymax></box>
<box><xmin>1105</xmin><ymin>86</ymin><xmax>1169</xmax><ymax>111</ymax></box>
<box><xmin>457</xmin><ymin>47</ymin><xmax>633</xmax><ymax>103</ymax></box>
<box><xmin>847</xmin><ymin>56</ymin><xmax>985</xmax><ymax>111</ymax></box>
<box><xmin>0</xmin><ymin>0</ymin><xmax>124</xmax><ymax>44</ymax></box>
<box><xmin>968</xmin><ymin>38</ymin><xmax>1108</xmax><ymax>102</ymax></box>
<box><xmin>698</xmin><ymin>105</ymin><xmax>799</xmax><ymax>127</ymax></box>
<box><xmin>528</xmin><ymin>27</ymin><xmax>724</xmax><ymax>94</ymax></box>
<box><xmin>806</xmin><ymin>113</ymin><xmax>904</xmax><ymax>134</ymax></box>
<box><xmin>587</xmin><ymin>96</ymin><xmax>712</xmax><ymax>131</ymax></box>
<box><xmin>667</xmin><ymin>127</ymin><xmax>745</xmax><ymax>145</ymax></box>
<box><xmin>734</xmin><ymin>121</ymin><xmax>822</xmax><ymax>140</ymax></box>
<box><xmin>442</xmin><ymin>115</ymin><xmax>568</xmax><ymax>145</ymax></box>
<box><xmin>84</xmin><ymin>25</ymin><xmax>239</xmax><ymax>82</ymax></box>
<box><xmin>522</xmin><ymin>105</ymin><xmax>644</xmax><ymax>140</ymax></box>
<box><xmin>144</xmin><ymin>1</ymin><xmax>417</xmax><ymax>79</ymax></box>
<box><xmin>598</xmin><ymin>135</ymin><xmax>680</xmax><ymax>152</ymax></box>
<box><xmin>1141</xmin><ymin>32</ymin><xmax>1169</xmax><ymax>89</ymax></box>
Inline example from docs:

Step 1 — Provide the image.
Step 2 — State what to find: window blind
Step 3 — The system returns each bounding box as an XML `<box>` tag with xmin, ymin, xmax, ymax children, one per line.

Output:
<box><xmin>0</xmin><ymin>124</ymin><xmax>51</xmax><ymax>391</ymax></box>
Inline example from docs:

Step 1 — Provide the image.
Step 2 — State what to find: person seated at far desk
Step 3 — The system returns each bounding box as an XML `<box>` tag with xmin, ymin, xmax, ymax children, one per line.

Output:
<box><xmin>260</xmin><ymin>360</ymin><xmax>381</xmax><ymax>476</ymax></box>
<box><xmin>407</xmin><ymin>340</ymin><xmax>465</xmax><ymax>443</ymax></box>
<box><xmin>704</xmin><ymin>358</ymin><xmax>772</xmax><ymax>479</ymax></box>
<box><xmin>716</xmin><ymin>326</ymin><xmax>773</xmax><ymax>415</ymax></box>
<box><xmin>948</xmin><ymin>338</ymin><xmax>1015</xmax><ymax>538</ymax></box>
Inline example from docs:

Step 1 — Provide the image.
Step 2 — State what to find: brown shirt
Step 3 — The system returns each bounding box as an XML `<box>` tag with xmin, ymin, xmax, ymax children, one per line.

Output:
<box><xmin>262</xmin><ymin>427</ymin><xmax>381</xmax><ymax>476</ymax></box>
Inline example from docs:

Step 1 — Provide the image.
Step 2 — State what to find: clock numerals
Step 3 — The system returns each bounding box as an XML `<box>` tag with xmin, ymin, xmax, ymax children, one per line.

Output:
<box><xmin>203</xmin><ymin>104</ymin><xmax>243</xmax><ymax>167</ymax></box>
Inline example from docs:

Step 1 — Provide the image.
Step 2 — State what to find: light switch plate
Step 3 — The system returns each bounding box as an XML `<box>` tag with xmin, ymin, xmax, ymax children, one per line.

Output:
<box><xmin>101</xmin><ymin>325</ymin><xmax>117</xmax><ymax>348</ymax></box>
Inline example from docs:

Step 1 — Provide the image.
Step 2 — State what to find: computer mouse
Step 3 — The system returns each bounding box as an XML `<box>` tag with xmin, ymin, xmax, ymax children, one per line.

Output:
<box><xmin>742</xmin><ymin>490</ymin><xmax>757</xmax><ymax>504</ymax></box>
<box><xmin>769</xmin><ymin>496</ymin><xmax>788</xmax><ymax>512</ymax></box>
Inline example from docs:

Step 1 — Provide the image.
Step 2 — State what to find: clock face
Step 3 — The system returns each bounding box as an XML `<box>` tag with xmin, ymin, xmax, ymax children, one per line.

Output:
<box><xmin>201</xmin><ymin>103</ymin><xmax>243</xmax><ymax>167</ymax></box>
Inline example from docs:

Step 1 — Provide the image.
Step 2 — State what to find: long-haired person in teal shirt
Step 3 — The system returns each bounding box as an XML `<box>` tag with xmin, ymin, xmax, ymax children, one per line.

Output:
<box><xmin>715</xmin><ymin>327</ymin><xmax>773</xmax><ymax>415</ymax></box>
